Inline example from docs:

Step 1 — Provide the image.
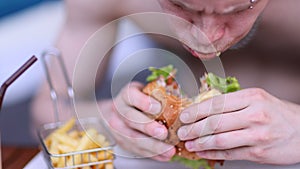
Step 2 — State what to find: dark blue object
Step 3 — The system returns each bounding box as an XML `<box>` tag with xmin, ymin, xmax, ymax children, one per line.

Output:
<box><xmin>0</xmin><ymin>0</ymin><xmax>60</xmax><ymax>18</ymax></box>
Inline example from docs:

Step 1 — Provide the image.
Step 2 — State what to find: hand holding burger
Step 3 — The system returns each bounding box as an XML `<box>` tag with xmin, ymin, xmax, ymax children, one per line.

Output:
<box><xmin>143</xmin><ymin>65</ymin><xmax>240</xmax><ymax>169</ymax></box>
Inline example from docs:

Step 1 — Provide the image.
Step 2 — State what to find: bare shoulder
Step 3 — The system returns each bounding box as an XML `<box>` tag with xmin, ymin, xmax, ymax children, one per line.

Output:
<box><xmin>64</xmin><ymin>0</ymin><xmax>161</xmax><ymax>23</ymax></box>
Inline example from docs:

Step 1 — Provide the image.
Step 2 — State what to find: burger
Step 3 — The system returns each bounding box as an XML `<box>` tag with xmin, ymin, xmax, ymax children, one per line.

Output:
<box><xmin>142</xmin><ymin>65</ymin><xmax>240</xmax><ymax>169</ymax></box>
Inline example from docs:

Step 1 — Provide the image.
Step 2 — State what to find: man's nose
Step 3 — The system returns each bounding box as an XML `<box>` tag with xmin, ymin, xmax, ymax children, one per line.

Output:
<box><xmin>191</xmin><ymin>15</ymin><xmax>225</xmax><ymax>43</ymax></box>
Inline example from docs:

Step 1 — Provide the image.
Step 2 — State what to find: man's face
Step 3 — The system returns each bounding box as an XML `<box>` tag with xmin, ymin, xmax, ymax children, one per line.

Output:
<box><xmin>158</xmin><ymin>0</ymin><xmax>269</xmax><ymax>59</ymax></box>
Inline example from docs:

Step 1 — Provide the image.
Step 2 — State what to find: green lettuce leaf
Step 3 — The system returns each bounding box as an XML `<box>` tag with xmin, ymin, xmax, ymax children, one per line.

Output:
<box><xmin>206</xmin><ymin>73</ymin><xmax>240</xmax><ymax>93</ymax></box>
<box><xmin>171</xmin><ymin>156</ymin><xmax>211</xmax><ymax>169</ymax></box>
<box><xmin>146</xmin><ymin>65</ymin><xmax>174</xmax><ymax>82</ymax></box>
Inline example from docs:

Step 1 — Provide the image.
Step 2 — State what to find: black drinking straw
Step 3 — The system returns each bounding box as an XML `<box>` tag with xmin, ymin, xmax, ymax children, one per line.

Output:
<box><xmin>0</xmin><ymin>56</ymin><xmax>37</xmax><ymax>111</ymax></box>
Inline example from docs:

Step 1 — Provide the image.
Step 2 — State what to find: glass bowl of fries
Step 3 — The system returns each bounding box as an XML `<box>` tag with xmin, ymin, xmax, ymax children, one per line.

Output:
<box><xmin>38</xmin><ymin>117</ymin><xmax>116</xmax><ymax>169</ymax></box>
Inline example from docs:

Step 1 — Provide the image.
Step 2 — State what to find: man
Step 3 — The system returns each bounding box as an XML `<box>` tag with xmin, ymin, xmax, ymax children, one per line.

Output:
<box><xmin>32</xmin><ymin>0</ymin><xmax>300</xmax><ymax>166</ymax></box>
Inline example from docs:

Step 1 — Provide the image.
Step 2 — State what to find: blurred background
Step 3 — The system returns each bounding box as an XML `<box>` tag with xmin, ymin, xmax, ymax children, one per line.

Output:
<box><xmin>0</xmin><ymin>0</ymin><xmax>64</xmax><ymax>146</ymax></box>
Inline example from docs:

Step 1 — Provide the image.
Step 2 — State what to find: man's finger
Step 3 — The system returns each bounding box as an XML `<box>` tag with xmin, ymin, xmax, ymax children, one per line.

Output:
<box><xmin>180</xmin><ymin>89</ymin><xmax>253</xmax><ymax>123</ymax></box>
<box><xmin>118</xmin><ymin>106</ymin><xmax>168</xmax><ymax>140</ymax></box>
<box><xmin>121</xmin><ymin>82</ymin><xmax>161</xmax><ymax>115</ymax></box>
<box><xmin>178</xmin><ymin>108</ymin><xmax>249</xmax><ymax>140</ymax></box>
<box><xmin>185</xmin><ymin>129</ymin><xmax>254</xmax><ymax>152</ymax></box>
<box><xmin>196</xmin><ymin>146</ymin><xmax>263</xmax><ymax>162</ymax></box>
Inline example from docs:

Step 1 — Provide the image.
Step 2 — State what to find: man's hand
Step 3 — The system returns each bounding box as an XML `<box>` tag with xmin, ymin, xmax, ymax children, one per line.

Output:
<box><xmin>102</xmin><ymin>82</ymin><xmax>175</xmax><ymax>161</ymax></box>
<box><xmin>177</xmin><ymin>88</ymin><xmax>300</xmax><ymax>165</ymax></box>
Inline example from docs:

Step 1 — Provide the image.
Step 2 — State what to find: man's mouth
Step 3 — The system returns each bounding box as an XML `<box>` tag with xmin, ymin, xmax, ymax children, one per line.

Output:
<box><xmin>183</xmin><ymin>44</ymin><xmax>221</xmax><ymax>60</ymax></box>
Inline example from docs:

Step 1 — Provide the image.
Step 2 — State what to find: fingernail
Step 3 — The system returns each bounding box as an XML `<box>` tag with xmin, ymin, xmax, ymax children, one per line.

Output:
<box><xmin>164</xmin><ymin>149</ymin><xmax>175</xmax><ymax>158</ymax></box>
<box><xmin>177</xmin><ymin>128</ymin><xmax>187</xmax><ymax>140</ymax></box>
<box><xmin>154</xmin><ymin>127</ymin><xmax>166</xmax><ymax>139</ymax></box>
<box><xmin>180</xmin><ymin>111</ymin><xmax>190</xmax><ymax>123</ymax></box>
<box><xmin>150</xmin><ymin>101</ymin><xmax>161</xmax><ymax>114</ymax></box>
<box><xmin>197</xmin><ymin>151</ymin><xmax>206</xmax><ymax>157</ymax></box>
<box><xmin>185</xmin><ymin>141</ymin><xmax>194</xmax><ymax>151</ymax></box>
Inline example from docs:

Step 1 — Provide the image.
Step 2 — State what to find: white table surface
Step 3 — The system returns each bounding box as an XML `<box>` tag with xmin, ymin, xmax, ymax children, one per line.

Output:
<box><xmin>25</xmin><ymin>146</ymin><xmax>300</xmax><ymax>169</ymax></box>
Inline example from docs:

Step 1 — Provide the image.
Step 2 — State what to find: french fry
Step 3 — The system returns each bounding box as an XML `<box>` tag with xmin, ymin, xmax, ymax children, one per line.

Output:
<box><xmin>55</xmin><ymin>118</ymin><xmax>75</xmax><ymax>133</ymax></box>
<box><xmin>105</xmin><ymin>163</ymin><xmax>114</xmax><ymax>169</ymax></box>
<box><xmin>49</xmin><ymin>138</ymin><xmax>60</xmax><ymax>164</ymax></box>
<box><xmin>95</xmin><ymin>134</ymin><xmax>106</xmax><ymax>145</ymax></box>
<box><xmin>96</xmin><ymin>151</ymin><xmax>114</xmax><ymax>161</ymax></box>
<box><xmin>82</xmin><ymin>166</ymin><xmax>92</xmax><ymax>169</ymax></box>
<box><xmin>69</xmin><ymin>130</ymin><xmax>81</xmax><ymax>139</ymax></box>
<box><xmin>57</xmin><ymin>144</ymin><xmax>75</xmax><ymax>154</ymax></box>
<box><xmin>52</xmin><ymin>132</ymin><xmax>78</xmax><ymax>148</ymax></box>
<box><xmin>91</xmin><ymin>164</ymin><xmax>105</xmax><ymax>169</ymax></box>
<box><xmin>56</xmin><ymin>156</ymin><xmax>66</xmax><ymax>168</ymax></box>
<box><xmin>82</xmin><ymin>153</ymin><xmax>98</xmax><ymax>163</ymax></box>
<box><xmin>76</xmin><ymin>128</ymin><xmax>98</xmax><ymax>151</ymax></box>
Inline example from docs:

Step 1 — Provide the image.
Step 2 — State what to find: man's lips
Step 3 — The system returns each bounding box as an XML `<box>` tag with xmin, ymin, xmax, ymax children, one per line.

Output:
<box><xmin>183</xmin><ymin>44</ymin><xmax>220</xmax><ymax>59</ymax></box>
